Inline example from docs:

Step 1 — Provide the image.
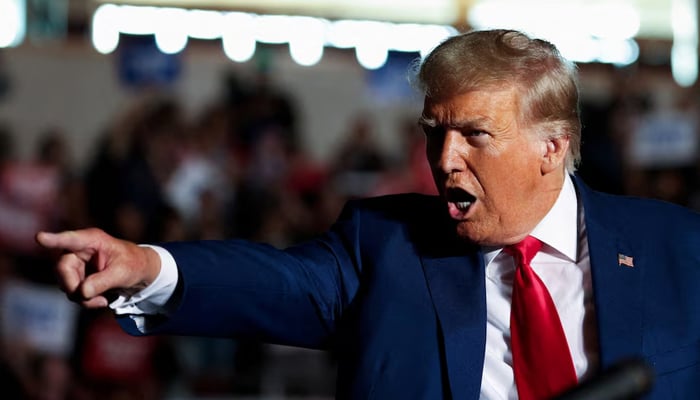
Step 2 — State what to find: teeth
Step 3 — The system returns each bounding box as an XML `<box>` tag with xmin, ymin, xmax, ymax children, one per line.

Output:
<box><xmin>456</xmin><ymin>201</ymin><xmax>471</xmax><ymax>210</ymax></box>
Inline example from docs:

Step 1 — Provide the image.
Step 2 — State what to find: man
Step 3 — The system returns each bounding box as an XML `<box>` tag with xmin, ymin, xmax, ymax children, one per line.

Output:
<box><xmin>37</xmin><ymin>29</ymin><xmax>700</xmax><ymax>399</ymax></box>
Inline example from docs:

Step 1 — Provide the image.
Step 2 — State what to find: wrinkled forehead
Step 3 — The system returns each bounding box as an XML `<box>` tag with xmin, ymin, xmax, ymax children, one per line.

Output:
<box><xmin>418</xmin><ymin>86</ymin><xmax>533</xmax><ymax>137</ymax></box>
<box><xmin>423</xmin><ymin>79</ymin><xmax>524</xmax><ymax>104</ymax></box>
<box><xmin>421</xmin><ymin>84</ymin><xmax>523</xmax><ymax>120</ymax></box>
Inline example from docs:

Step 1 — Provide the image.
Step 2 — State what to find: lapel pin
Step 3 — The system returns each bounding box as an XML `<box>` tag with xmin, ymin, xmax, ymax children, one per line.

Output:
<box><xmin>618</xmin><ymin>253</ymin><xmax>634</xmax><ymax>267</ymax></box>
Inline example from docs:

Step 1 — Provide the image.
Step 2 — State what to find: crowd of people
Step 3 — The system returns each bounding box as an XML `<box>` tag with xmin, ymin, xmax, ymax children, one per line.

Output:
<box><xmin>0</xmin><ymin>57</ymin><xmax>699</xmax><ymax>399</ymax></box>
<box><xmin>0</xmin><ymin>69</ymin><xmax>435</xmax><ymax>399</ymax></box>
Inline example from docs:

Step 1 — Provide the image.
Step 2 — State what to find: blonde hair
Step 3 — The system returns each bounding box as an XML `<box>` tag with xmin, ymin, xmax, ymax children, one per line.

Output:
<box><xmin>413</xmin><ymin>29</ymin><xmax>581</xmax><ymax>171</ymax></box>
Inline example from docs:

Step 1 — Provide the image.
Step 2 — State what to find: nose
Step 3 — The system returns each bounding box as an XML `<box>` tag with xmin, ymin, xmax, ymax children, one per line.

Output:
<box><xmin>430</xmin><ymin>130</ymin><xmax>466</xmax><ymax>174</ymax></box>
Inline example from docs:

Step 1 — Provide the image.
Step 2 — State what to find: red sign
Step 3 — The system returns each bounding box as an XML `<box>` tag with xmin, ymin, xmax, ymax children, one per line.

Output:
<box><xmin>0</xmin><ymin>162</ymin><xmax>59</xmax><ymax>253</ymax></box>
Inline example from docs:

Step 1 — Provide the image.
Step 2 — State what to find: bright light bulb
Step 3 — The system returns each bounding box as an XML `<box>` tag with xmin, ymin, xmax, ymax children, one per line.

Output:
<box><xmin>290</xmin><ymin>40</ymin><xmax>324</xmax><ymax>66</ymax></box>
<box><xmin>327</xmin><ymin>20</ymin><xmax>364</xmax><ymax>49</ymax></box>
<box><xmin>0</xmin><ymin>0</ymin><xmax>24</xmax><ymax>47</ymax></box>
<box><xmin>255</xmin><ymin>15</ymin><xmax>292</xmax><ymax>44</ymax></box>
<box><xmin>92</xmin><ymin>4</ymin><xmax>120</xmax><ymax>54</ymax></box>
<box><xmin>288</xmin><ymin>16</ymin><xmax>325</xmax><ymax>66</ymax></box>
<box><xmin>672</xmin><ymin>44</ymin><xmax>698</xmax><ymax>87</ymax></box>
<box><xmin>187</xmin><ymin>9</ymin><xmax>223</xmax><ymax>39</ymax></box>
<box><xmin>222</xmin><ymin>12</ymin><xmax>257</xmax><ymax>63</ymax></box>
<box><xmin>155</xmin><ymin>30</ymin><xmax>188</xmax><ymax>54</ymax></box>
<box><xmin>119</xmin><ymin>5</ymin><xmax>159</xmax><ymax>35</ymax></box>
<box><xmin>356</xmin><ymin>44</ymin><xmax>388</xmax><ymax>70</ymax></box>
<box><xmin>588</xmin><ymin>4</ymin><xmax>640</xmax><ymax>39</ymax></box>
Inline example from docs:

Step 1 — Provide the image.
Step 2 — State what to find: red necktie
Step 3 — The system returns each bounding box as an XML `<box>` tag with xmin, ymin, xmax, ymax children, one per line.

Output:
<box><xmin>506</xmin><ymin>236</ymin><xmax>577</xmax><ymax>400</ymax></box>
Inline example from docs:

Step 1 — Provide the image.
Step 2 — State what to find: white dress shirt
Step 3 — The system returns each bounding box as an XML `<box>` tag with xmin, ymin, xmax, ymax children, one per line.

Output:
<box><xmin>111</xmin><ymin>175</ymin><xmax>600</xmax><ymax>398</ymax></box>
<box><xmin>479</xmin><ymin>175</ymin><xmax>599</xmax><ymax>399</ymax></box>
<box><xmin>109</xmin><ymin>245</ymin><xmax>179</xmax><ymax>331</ymax></box>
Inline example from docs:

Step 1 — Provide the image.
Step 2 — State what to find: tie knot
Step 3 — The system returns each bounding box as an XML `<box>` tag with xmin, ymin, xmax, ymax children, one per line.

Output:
<box><xmin>505</xmin><ymin>236</ymin><xmax>543</xmax><ymax>266</ymax></box>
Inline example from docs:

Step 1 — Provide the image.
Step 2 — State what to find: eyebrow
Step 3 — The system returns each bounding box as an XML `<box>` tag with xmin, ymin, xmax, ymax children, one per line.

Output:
<box><xmin>418</xmin><ymin>115</ymin><xmax>491</xmax><ymax>129</ymax></box>
<box><xmin>417</xmin><ymin>115</ymin><xmax>437</xmax><ymax>127</ymax></box>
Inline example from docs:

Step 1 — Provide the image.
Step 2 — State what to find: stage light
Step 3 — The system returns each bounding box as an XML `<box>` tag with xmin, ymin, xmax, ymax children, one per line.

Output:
<box><xmin>0</xmin><ymin>0</ymin><xmax>25</xmax><ymax>48</ymax></box>
<box><xmin>289</xmin><ymin>17</ymin><xmax>326</xmax><ymax>66</ymax></box>
<box><xmin>92</xmin><ymin>4</ymin><xmax>119</xmax><ymax>54</ymax></box>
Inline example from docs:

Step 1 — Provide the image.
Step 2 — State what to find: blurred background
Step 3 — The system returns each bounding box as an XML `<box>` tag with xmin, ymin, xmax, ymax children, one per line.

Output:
<box><xmin>0</xmin><ymin>0</ymin><xmax>699</xmax><ymax>399</ymax></box>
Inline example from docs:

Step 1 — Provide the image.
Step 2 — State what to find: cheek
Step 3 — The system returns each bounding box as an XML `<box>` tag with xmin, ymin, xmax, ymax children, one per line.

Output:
<box><xmin>482</xmin><ymin>179</ymin><xmax>516</xmax><ymax>211</ymax></box>
<box><xmin>478</xmin><ymin>155</ymin><xmax>538</xmax><ymax>204</ymax></box>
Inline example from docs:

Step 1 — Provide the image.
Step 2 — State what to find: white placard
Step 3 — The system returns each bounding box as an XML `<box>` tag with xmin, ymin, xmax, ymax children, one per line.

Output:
<box><xmin>0</xmin><ymin>279</ymin><xmax>79</xmax><ymax>356</ymax></box>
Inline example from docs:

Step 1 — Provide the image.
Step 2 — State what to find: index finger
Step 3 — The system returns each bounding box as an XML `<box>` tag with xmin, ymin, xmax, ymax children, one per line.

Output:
<box><xmin>36</xmin><ymin>229</ymin><xmax>100</xmax><ymax>253</ymax></box>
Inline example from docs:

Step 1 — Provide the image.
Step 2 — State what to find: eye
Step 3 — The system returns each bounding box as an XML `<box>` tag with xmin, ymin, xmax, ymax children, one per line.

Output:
<box><xmin>463</xmin><ymin>129</ymin><xmax>490</xmax><ymax>146</ymax></box>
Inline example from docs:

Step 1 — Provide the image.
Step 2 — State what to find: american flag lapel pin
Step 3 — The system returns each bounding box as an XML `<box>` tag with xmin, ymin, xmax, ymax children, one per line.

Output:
<box><xmin>618</xmin><ymin>253</ymin><xmax>634</xmax><ymax>267</ymax></box>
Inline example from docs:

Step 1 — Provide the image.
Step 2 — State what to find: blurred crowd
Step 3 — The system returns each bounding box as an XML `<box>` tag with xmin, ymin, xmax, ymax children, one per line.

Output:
<box><xmin>0</xmin><ymin>70</ymin><xmax>435</xmax><ymax>400</ymax></box>
<box><xmin>0</xmin><ymin>62</ymin><xmax>700</xmax><ymax>399</ymax></box>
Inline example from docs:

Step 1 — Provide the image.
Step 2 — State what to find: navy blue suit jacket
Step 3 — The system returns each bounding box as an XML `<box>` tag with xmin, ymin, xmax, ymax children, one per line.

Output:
<box><xmin>120</xmin><ymin>176</ymin><xmax>700</xmax><ymax>399</ymax></box>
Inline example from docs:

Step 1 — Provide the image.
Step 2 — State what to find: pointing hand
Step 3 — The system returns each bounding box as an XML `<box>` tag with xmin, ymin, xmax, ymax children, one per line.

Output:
<box><xmin>36</xmin><ymin>228</ymin><xmax>161</xmax><ymax>308</ymax></box>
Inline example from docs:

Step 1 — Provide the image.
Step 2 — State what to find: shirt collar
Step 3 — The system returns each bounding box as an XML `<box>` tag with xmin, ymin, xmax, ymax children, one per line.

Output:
<box><xmin>482</xmin><ymin>174</ymin><xmax>578</xmax><ymax>265</ymax></box>
<box><xmin>529</xmin><ymin>174</ymin><xmax>578</xmax><ymax>262</ymax></box>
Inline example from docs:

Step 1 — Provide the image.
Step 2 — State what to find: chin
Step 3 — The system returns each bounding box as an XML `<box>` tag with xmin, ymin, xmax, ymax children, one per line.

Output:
<box><xmin>455</xmin><ymin>221</ymin><xmax>511</xmax><ymax>247</ymax></box>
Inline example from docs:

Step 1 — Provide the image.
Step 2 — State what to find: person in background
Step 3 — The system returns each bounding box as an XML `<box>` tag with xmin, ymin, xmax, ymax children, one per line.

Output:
<box><xmin>37</xmin><ymin>29</ymin><xmax>700</xmax><ymax>399</ymax></box>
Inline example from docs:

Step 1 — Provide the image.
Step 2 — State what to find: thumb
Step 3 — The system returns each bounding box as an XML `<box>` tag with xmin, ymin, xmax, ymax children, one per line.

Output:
<box><xmin>80</xmin><ymin>266</ymin><xmax>123</xmax><ymax>301</ymax></box>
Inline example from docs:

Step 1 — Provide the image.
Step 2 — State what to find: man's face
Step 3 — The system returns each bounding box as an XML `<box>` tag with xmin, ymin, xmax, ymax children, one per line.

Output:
<box><xmin>422</xmin><ymin>87</ymin><xmax>558</xmax><ymax>246</ymax></box>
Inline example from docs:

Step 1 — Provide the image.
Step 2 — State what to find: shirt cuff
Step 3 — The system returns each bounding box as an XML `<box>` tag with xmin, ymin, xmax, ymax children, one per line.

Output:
<box><xmin>109</xmin><ymin>244</ymin><xmax>179</xmax><ymax>316</ymax></box>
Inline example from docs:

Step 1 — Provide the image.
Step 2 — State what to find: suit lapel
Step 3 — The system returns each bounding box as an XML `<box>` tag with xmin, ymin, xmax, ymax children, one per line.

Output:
<box><xmin>420</xmin><ymin>243</ymin><xmax>486</xmax><ymax>400</ymax></box>
<box><xmin>416</xmin><ymin>177</ymin><xmax>644</xmax><ymax>397</ymax></box>
<box><xmin>575</xmin><ymin>176</ymin><xmax>644</xmax><ymax>368</ymax></box>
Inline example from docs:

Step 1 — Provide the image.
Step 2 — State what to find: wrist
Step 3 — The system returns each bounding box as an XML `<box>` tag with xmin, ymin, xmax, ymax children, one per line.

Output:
<box><xmin>141</xmin><ymin>245</ymin><xmax>162</xmax><ymax>286</ymax></box>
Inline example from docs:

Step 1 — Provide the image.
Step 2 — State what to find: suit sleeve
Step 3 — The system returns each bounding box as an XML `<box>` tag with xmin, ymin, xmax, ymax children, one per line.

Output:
<box><xmin>117</xmin><ymin>200</ymin><xmax>364</xmax><ymax>350</ymax></box>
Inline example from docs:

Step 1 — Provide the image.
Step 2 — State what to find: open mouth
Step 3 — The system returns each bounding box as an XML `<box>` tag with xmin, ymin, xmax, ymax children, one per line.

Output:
<box><xmin>445</xmin><ymin>187</ymin><xmax>476</xmax><ymax>213</ymax></box>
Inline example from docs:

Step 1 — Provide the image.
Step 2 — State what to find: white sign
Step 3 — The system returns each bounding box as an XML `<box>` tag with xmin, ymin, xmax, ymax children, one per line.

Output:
<box><xmin>1</xmin><ymin>279</ymin><xmax>79</xmax><ymax>356</ymax></box>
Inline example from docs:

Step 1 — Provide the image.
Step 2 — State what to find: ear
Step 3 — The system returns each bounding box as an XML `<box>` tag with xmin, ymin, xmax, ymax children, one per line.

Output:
<box><xmin>540</xmin><ymin>135</ymin><xmax>570</xmax><ymax>175</ymax></box>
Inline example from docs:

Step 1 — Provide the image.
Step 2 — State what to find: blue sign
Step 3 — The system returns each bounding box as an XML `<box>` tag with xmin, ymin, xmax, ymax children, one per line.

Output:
<box><xmin>366</xmin><ymin>51</ymin><xmax>422</xmax><ymax>106</ymax></box>
<box><xmin>118</xmin><ymin>34</ymin><xmax>181</xmax><ymax>88</ymax></box>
